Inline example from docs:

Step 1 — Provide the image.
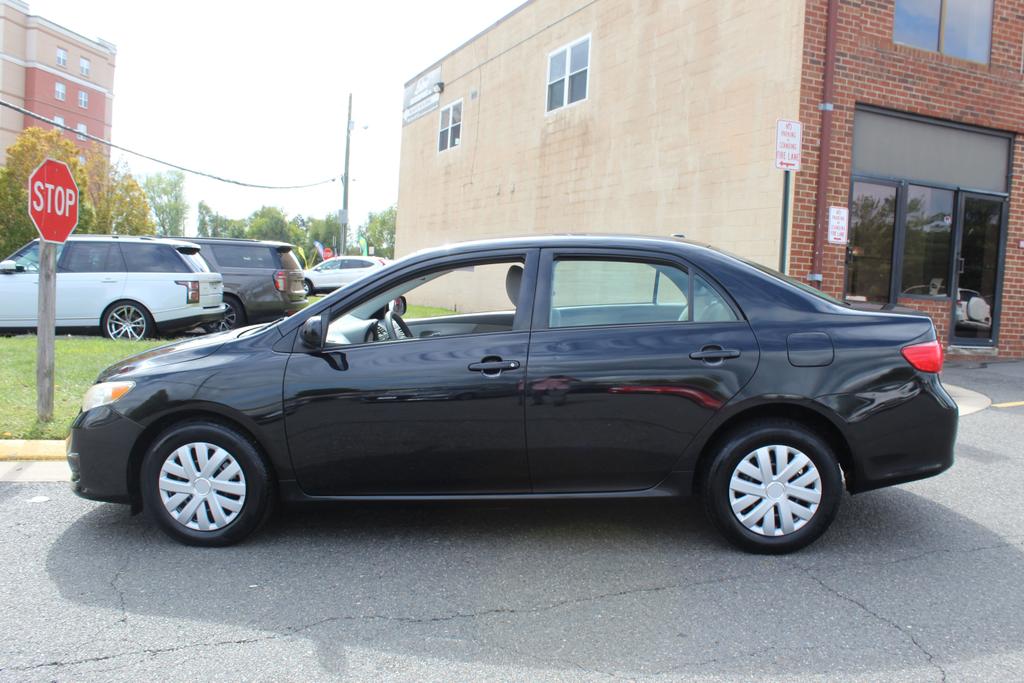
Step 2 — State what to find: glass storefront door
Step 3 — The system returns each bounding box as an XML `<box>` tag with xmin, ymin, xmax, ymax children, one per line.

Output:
<box><xmin>951</xmin><ymin>194</ymin><xmax>1005</xmax><ymax>344</ymax></box>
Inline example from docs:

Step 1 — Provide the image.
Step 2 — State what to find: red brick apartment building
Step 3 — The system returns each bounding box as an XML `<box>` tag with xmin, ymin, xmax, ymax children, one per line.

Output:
<box><xmin>397</xmin><ymin>0</ymin><xmax>1024</xmax><ymax>357</ymax></box>
<box><xmin>0</xmin><ymin>0</ymin><xmax>116</xmax><ymax>159</ymax></box>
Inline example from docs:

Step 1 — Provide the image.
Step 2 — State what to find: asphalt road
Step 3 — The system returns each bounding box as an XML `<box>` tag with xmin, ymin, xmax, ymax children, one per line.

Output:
<box><xmin>1</xmin><ymin>361</ymin><xmax>1023</xmax><ymax>681</ymax></box>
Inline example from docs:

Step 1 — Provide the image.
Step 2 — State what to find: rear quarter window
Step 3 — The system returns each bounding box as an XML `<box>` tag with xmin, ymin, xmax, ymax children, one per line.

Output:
<box><xmin>211</xmin><ymin>244</ymin><xmax>277</xmax><ymax>269</ymax></box>
<box><xmin>120</xmin><ymin>243</ymin><xmax>191</xmax><ymax>273</ymax></box>
<box><xmin>278</xmin><ymin>249</ymin><xmax>301</xmax><ymax>270</ymax></box>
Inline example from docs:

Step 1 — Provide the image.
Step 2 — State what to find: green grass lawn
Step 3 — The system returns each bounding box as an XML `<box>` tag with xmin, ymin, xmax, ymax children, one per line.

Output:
<box><xmin>0</xmin><ymin>335</ymin><xmax>166</xmax><ymax>440</ymax></box>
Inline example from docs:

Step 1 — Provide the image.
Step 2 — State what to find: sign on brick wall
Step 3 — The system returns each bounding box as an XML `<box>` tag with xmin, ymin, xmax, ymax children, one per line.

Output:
<box><xmin>775</xmin><ymin>119</ymin><xmax>802</xmax><ymax>171</ymax></box>
<box><xmin>828</xmin><ymin>206</ymin><xmax>849</xmax><ymax>245</ymax></box>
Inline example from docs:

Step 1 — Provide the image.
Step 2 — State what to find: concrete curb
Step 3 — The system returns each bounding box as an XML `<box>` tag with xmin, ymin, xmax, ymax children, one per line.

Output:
<box><xmin>0</xmin><ymin>439</ymin><xmax>66</xmax><ymax>462</ymax></box>
<box><xmin>944</xmin><ymin>383</ymin><xmax>991</xmax><ymax>416</ymax></box>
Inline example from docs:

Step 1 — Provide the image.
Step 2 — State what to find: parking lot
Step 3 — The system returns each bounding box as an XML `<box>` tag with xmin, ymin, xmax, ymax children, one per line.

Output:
<box><xmin>0</xmin><ymin>361</ymin><xmax>1019</xmax><ymax>681</ymax></box>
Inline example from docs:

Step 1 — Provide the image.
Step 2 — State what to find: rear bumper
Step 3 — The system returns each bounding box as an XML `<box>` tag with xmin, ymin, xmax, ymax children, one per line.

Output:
<box><xmin>68</xmin><ymin>406</ymin><xmax>143</xmax><ymax>504</ymax></box>
<box><xmin>818</xmin><ymin>374</ymin><xmax>958</xmax><ymax>493</ymax></box>
<box><xmin>155</xmin><ymin>305</ymin><xmax>226</xmax><ymax>334</ymax></box>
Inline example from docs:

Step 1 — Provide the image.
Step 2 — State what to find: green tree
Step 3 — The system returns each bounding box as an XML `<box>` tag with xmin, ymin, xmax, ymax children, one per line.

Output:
<box><xmin>84</xmin><ymin>144</ymin><xmax>154</xmax><ymax>235</ymax></box>
<box><xmin>246</xmin><ymin>206</ymin><xmax>290</xmax><ymax>242</ymax></box>
<box><xmin>196</xmin><ymin>200</ymin><xmax>246</xmax><ymax>238</ymax></box>
<box><xmin>143</xmin><ymin>170</ymin><xmax>187</xmax><ymax>237</ymax></box>
<box><xmin>362</xmin><ymin>205</ymin><xmax>396</xmax><ymax>259</ymax></box>
<box><xmin>0</xmin><ymin>127</ymin><xmax>91</xmax><ymax>257</ymax></box>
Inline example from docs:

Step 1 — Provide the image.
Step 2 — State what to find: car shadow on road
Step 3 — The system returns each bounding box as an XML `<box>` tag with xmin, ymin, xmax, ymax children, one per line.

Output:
<box><xmin>46</xmin><ymin>490</ymin><xmax>1024</xmax><ymax>679</ymax></box>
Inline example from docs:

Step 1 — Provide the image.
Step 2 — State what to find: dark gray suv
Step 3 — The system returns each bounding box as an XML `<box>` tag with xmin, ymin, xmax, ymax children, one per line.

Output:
<box><xmin>185</xmin><ymin>238</ymin><xmax>306</xmax><ymax>330</ymax></box>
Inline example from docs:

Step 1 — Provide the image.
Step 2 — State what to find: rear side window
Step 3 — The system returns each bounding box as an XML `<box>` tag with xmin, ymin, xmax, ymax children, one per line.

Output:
<box><xmin>549</xmin><ymin>259</ymin><xmax>690</xmax><ymax>328</ymax></box>
<box><xmin>211</xmin><ymin>244</ymin><xmax>277</xmax><ymax>269</ymax></box>
<box><xmin>120</xmin><ymin>243</ymin><xmax>191</xmax><ymax>273</ymax></box>
<box><xmin>61</xmin><ymin>242</ymin><xmax>124</xmax><ymax>273</ymax></box>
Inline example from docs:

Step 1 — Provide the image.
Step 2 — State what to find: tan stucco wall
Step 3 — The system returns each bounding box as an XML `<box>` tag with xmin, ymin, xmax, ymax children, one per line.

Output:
<box><xmin>396</xmin><ymin>0</ymin><xmax>806</xmax><ymax>272</ymax></box>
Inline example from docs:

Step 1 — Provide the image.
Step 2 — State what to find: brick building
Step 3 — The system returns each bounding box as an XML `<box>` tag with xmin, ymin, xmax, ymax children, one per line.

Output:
<box><xmin>0</xmin><ymin>0</ymin><xmax>116</xmax><ymax>160</ymax></box>
<box><xmin>396</xmin><ymin>0</ymin><xmax>1024</xmax><ymax>357</ymax></box>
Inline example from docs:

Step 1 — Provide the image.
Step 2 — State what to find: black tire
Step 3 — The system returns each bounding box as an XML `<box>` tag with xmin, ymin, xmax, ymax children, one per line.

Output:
<box><xmin>303</xmin><ymin>279</ymin><xmax>315</xmax><ymax>297</ymax></box>
<box><xmin>702</xmin><ymin>419</ymin><xmax>842</xmax><ymax>554</ymax></box>
<box><xmin>219</xmin><ymin>295</ymin><xmax>247</xmax><ymax>331</ymax></box>
<box><xmin>140</xmin><ymin>420</ymin><xmax>275</xmax><ymax>546</ymax></box>
<box><xmin>101</xmin><ymin>300</ymin><xmax>155</xmax><ymax>340</ymax></box>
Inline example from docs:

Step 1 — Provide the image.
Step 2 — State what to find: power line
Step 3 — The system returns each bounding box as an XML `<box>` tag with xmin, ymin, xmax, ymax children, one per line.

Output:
<box><xmin>0</xmin><ymin>98</ymin><xmax>341</xmax><ymax>190</ymax></box>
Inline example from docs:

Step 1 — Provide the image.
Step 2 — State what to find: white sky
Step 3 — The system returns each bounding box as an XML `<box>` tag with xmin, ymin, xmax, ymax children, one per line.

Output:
<box><xmin>27</xmin><ymin>0</ymin><xmax>525</xmax><ymax>237</ymax></box>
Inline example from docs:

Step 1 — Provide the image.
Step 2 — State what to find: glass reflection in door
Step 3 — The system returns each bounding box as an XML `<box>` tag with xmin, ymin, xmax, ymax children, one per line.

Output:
<box><xmin>953</xmin><ymin>195</ymin><xmax>1003</xmax><ymax>343</ymax></box>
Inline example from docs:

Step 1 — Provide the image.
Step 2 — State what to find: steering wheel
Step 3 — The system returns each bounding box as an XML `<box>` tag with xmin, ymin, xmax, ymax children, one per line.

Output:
<box><xmin>384</xmin><ymin>310</ymin><xmax>412</xmax><ymax>340</ymax></box>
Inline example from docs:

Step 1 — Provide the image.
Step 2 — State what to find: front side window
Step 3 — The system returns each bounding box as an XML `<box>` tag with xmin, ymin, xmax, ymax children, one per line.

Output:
<box><xmin>438</xmin><ymin>100</ymin><xmax>462</xmax><ymax>152</ymax></box>
<box><xmin>80</xmin><ymin>57</ymin><xmax>91</xmax><ymax>77</ymax></box>
<box><xmin>326</xmin><ymin>259</ymin><xmax>525</xmax><ymax>345</ymax></box>
<box><xmin>60</xmin><ymin>242</ymin><xmax>123</xmax><ymax>273</ymax></box>
<box><xmin>547</xmin><ymin>36</ymin><xmax>589</xmax><ymax>112</ymax></box>
<box><xmin>315</xmin><ymin>259</ymin><xmax>340</xmax><ymax>271</ymax></box>
<box><xmin>894</xmin><ymin>0</ymin><xmax>992</xmax><ymax>63</ymax></box>
<box><xmin>5</xmin><ymin>241</ymin><xmax>64</xmax><ymax>273</ymax></box>
<box><xmin>55</xmin><ymin>82</ymin><xmax>66</xmax><ymax>101</ymax></box>
<box><xmin>120</xmin><ymin>243</ymin><xmax>190</xmax><ymax>273</ymax></box>
<box><xmin>78</xmin><ymin>90</ymin><xmax>89</xmax><ymax>109</ymax></box>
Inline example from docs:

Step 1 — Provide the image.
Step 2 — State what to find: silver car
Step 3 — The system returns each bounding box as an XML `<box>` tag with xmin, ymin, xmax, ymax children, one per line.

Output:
<box><xmin>303</xmin><ymin>256</ymin><xmax>388</xmax><ymax>296</ymax></box>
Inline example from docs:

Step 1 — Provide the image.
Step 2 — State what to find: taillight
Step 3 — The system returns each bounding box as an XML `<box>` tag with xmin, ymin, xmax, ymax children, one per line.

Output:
<box><xmin>901</xmin><ymin>340</ymin><xmax>943</xmax><ymax>373</ymax></box>
<box><xmin>273</xmin><ymin>270</ymin><xmax>287</xmax><ymax>291</ymax></box>
<box><xmin>174</xmin><ymin>280</ymin><xmax>200</xmax><ymax>304</ymax></box>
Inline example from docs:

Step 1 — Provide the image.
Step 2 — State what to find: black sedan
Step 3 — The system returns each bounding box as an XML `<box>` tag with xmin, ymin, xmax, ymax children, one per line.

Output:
<box><xmin>67</xmin><ymin>235</ymin><xmax>957</xmax><ymax>553</ymax></box>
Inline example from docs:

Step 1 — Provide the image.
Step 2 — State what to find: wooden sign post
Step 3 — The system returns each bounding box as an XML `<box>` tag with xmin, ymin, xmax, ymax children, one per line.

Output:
<box><xmin>27</xmin><ymin>158</ymin><xmax>79</xmax><ymax>421</ymax></box>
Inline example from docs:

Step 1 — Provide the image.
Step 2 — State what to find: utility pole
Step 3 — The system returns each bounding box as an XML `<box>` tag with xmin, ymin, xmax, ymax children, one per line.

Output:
<box><xmin>341</xmin><ymin>93</ymin><xmax>352</xmax><ymax>255</ymax></box>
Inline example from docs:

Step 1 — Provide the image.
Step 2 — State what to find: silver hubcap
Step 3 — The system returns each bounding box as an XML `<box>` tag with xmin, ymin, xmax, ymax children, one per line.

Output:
<box><xmin>729</xmin><ymin>445</ymin><xmax>821</xmax><ymax>537</ymax></box>
<box><xmin>158</xmin><ymin>442</ymin><xmax>246</xmax><ymax>531</ymax></box>
<box><xmin>216</xmin><ymin>304</ymin><xmax>237</xmax><ymax>332</ymax></box>
<box><xmin>106</xmin><ymin>305</ymin><xmax>146</xmax><ymax>340</ymax></box>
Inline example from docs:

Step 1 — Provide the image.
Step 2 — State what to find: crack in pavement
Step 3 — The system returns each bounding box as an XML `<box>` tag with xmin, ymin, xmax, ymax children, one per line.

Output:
<box><xmin>802</xmin><ymin>568</ymin><xmax>948</xmax><ymax>683</ymax></box>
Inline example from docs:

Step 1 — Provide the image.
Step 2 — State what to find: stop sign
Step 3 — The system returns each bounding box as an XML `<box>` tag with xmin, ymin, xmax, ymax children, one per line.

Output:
<box><xmin>28</xmin><ymin>158</ymin><xmax>79</xmax><ymax>243</ymax></box>
<box><xmin>323</xmin><ymin>247</ymin><xmax>334</xmax><ymax>259</ymax></box>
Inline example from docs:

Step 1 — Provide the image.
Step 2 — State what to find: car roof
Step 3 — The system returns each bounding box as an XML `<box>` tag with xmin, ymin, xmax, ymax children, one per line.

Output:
<box><xmin>402</xmin><ymin>233</ymin><xmax>702</xmax><ymax>261</ymax></box>
<box><xmin>182</xmin><ymin>236</ymin><xmax>294</xmax><ymax>249</ymax></box>
<box><xmin>58</xmin><ymin>234</ymin><xmax>201</xmax><ymax>249</ymax></box>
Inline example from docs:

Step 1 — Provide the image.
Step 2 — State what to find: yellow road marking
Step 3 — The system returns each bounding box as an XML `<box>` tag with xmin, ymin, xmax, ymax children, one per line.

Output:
<box><xmin>991</xmin><ymin>401</ymin><xmax>1024</xmax><ymax>409</ymax></box>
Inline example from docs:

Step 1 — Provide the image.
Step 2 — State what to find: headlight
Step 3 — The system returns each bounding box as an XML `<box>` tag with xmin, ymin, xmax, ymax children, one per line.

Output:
<box><xmin>82</xmin><ymin>381</ymin><xmax>135</xmax><ymax>413</ymax></box>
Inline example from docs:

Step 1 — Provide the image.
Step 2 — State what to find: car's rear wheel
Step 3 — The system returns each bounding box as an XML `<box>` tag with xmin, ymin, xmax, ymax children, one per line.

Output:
<box><xmin>214</xmin><ymin>295</ymin><xmax>246</xmax><ymax>332</ymax></box>
<box><xmin>303</xmin><ymin>279</ymin><xmax>314</xmax><ymax>297</ymax></box>
<box><xmin>702</xmin><ymin>419</ymin><xmax>842</xmax><ymax>554</ymax></box>
<box><xmin>101</xmin><ymin>300</ymin><xmax>154</xmax><ymax>340</ymax></box>
<box><xmin>140</xmin><ymin>420</ymin><xmax>274</xmax><ymax>546</ymax></box>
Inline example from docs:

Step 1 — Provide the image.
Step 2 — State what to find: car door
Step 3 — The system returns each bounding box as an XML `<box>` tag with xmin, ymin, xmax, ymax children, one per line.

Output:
<box><xmin>314</xmin><ymin>259</ymin><xmax>342</xmax><ymax>289</ymax></box>
<box><xmin>55</xmin><ymin>241</ymin><xmax>126</xmax><ymax>326</ymax></box>
<box><xmin>0</xmin><ymin>241</ymin><xmax>61</xmax><ymax>326</ymax></box>
<box><xmin>283</xmin><ymin>249</ymin><xmax>538</xmax><ymax>495</ymax></box>
<box><xmin>525</xmin><ymin>248</ymin><xmax>759</xmax><ymax>493</ymax></box>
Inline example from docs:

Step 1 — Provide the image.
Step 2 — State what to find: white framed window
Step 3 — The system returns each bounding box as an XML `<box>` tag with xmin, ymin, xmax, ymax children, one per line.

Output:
<box><xmin>76</xmin><ymin>123</ymin><xmax>87</xmax><ymax>141</ymax></box>
<box><xmin>438</xmin><ymin>100</ymin><xmax>462</xmax><ymax>152</ymax></box>
<box><xmin>546</xmin><ymin>35</ymin><xmax>590</xmax><ymax>112</ymax></box>
<box><xmin>52</xmin><ymin>115</ymin><xmax>64</xmax><ymax>129</ymax></box>
<box><xmin>54</xmin><ymin>82</ymin><xmax>66</xmax><ymax>101</ymax></box>
<box><xmin>56</xmin><ymin>48</ymin><xmax>67</xmax><ymax>67</ymax></box>
<box><xmin>80</xmin><ymin>57</ymin><xmax>91</xmax><ymax>77</ymax></box>
<box><xmin>78</xmin><ymin>90</ymin><xmax>89</xmax><ymax>108</ymax></box>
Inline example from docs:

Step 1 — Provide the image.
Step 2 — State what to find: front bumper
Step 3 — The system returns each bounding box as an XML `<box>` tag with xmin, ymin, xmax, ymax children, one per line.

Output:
<box><xmin>67</xmin><ymin>405</ymin><xmax>144</xmax><ymax>504</ymax></box>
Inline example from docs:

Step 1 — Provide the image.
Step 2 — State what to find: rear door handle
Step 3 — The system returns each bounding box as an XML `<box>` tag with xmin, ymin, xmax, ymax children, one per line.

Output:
<box><xmin>690</xmin><ymin>346</ymin><xmax>740</xmax><ymax>363</ymax></box>
<box><xmin>468</xmin><ymin>358</ymin><xmax>521</xmax><ymax>376</ymax></box>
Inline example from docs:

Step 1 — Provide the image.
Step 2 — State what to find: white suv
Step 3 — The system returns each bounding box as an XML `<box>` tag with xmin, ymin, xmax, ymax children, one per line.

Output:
<box><xmin>303</xmin><ymin>255</ymin><xmax>389</xmax><ymax>295</ymax></box>
<box><xmin>0</xmin><ymin>235</ymin><xmax>226</xmax><ymax>339</ymax></box>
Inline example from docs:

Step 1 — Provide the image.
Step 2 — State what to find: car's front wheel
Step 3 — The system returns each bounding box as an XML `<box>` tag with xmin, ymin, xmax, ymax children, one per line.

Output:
<box><xmin>702</xmin><ymin>419</ymin><xmax>842</xmax><ymax>554</ymax></box>
<box><xmin>101</xmin><ymin>300</ymin><xmax>154</xmax><ymax>340</ymax></box>
<box><xmin>140</xmin><ymin>420</ymin><xmax>274</xmax><ymax>546</ymax></box>
<box><xmin>303</xmin><ymin>279</ymin><xmax>315</xmax><ymax>297</ymax></box>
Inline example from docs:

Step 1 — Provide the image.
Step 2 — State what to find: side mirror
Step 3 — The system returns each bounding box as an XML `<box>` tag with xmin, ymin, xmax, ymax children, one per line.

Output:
<box><xmin>300</xmin><ymin>314</ymin><xmax>324</xmax><ymax>349</ymax></box>
<box><xmin>389</xmin><ymin>295</ymin><xmax>408</xmax><ymax>316</ymax></box>
<box><xmin>0</xmin><ymin>260</ymin><xmax>17</xmax><ymax>274</ymax></box>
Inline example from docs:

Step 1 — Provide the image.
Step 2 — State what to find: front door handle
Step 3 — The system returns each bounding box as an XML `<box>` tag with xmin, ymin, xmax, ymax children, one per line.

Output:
<box><xmin>468</xmin><ymin>358</ymin><xmax>521</xmax><ymax>376</ymax></box>
<box><xmin>690</xmin><ymin>346</ymin><xmax>740</xmax><ymax>363</ymax></box>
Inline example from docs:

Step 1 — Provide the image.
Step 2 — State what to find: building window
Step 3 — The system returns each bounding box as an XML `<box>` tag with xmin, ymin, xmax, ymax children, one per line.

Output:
<box><xmin>76</xmin><ymin>123</ymin><xmax>87</xmax><ymax>141</ymax></box>
<box><xmin>56</xmin><ymin>48</ymin><xmax>67</xmax><ymax>67</ymax></box>
<box><xmin>55</xmin><ymin>82</ymin><xmax>66</xmax><ymax>101</ymax></box>
<box><xmin>547</xmin><ymin>36</ymin><xmax>590</xmax><ymax>112</ymax></box>
<box><xmin>438</xmin><ymin>100</ymin><xmax>462</xmax><ymax>152</ymax></box>
<box><xmin>52</xmin><ymin>115</ymin><xmax>64</xmax><ymax>130</ymax></box>
<box><xmin>80</xmin><ymin>57</ymin><xmax>91</xmax><ymax>77</ymax></box>
<box><xmin>894</xmin><ymin>0</ymin><xmax>993</xmax><ymax>63</ymax></box>
<box><xmin>78</xmin><ymin>90</ymin><xmax>89</xmax><ymax>109</ymax></box>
